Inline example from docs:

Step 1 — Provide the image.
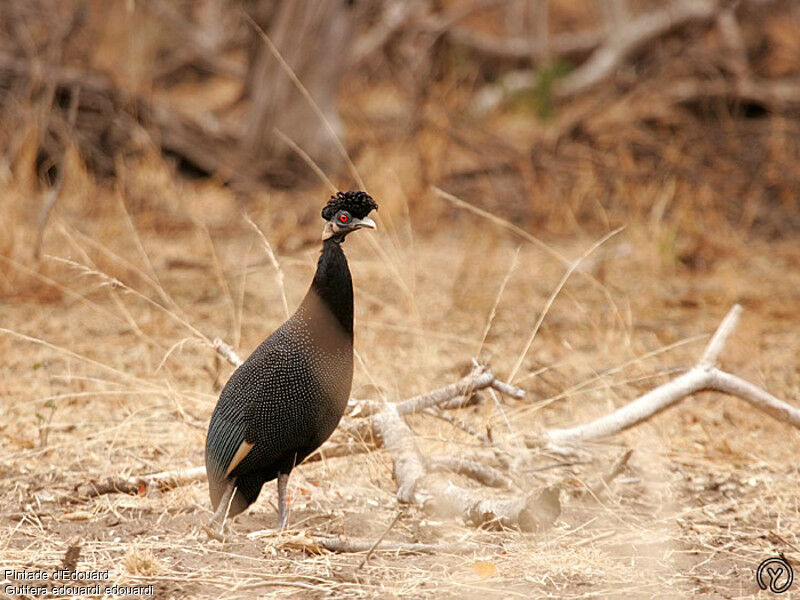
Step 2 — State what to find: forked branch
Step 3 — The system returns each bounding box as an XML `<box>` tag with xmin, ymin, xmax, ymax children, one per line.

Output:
<box><xmin>544</xmin><ymin>304</ymin><xmax>800</xmax><ymax>443</ymax></box>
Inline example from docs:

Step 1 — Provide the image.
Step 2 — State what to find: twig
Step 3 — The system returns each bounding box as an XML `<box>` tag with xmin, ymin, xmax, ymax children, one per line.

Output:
<box><xmin>488</xmin><ymin>388</ymin><xmax>517</xmax><ymax>439</ymax></box>
<box><xmin>490</xmin><ymin>379</ymin><xmax>526</xmax><ymax>399</ymax></box>
<box><xmin>437</xmin><ymin>23</ymin><xmax>600</xmax><ymax>62</ymax></box>
<box><xmin>214</xmin><ymin>338</ymin><xmax>243</xmax><ymax>367</ymax></box>
<box><xmin>345</xmin><ymin>365</ymin><xmax>524</xmax><ymax>418</ymax></box>
<box><xmin>396</xmin><ymin>365</ymin><xmax>524</xmax><ymax>414</ymax></box>
<box><xmin>423</xmin><ymin>407</ymin><xmax>489</xmax><ymax>442</ymax></box>
<box><xmin>698</xmin><ymin>304</ymin><xmax>742</xmax><ymax>368</ymax></box>
<box><xmin>716</xmin><ymin>5</ymin><xmax>748</xmax><ymax>79</ymax></box>
<box><xmin>358</xmin><ymin>512</ymin><xmax>403</xmax><ymax>569</ymax></box>
<box><xmin>247</xmin><ymin>531</ymin><xmax>481</xmax><ymax>554</ymax></box>
<box><xmin>315</xmin><ymin>535</ymin><xmax>480</xmax><ymax>555</ymax></box>
<box><xmin>668</xmin><ymin>78</ymin><xmax>800</xmax><ymax>111</ymax></box>
<box><xmin>602</xmin><ymin>448</ymin><xmax>633</xmax><ymax>486</ymax></box>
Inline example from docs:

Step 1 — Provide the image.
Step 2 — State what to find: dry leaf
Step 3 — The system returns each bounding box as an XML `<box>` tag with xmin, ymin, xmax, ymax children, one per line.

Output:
<box><xmin>470</xmin><ymin>561</ymin><xmax>496</xmax><ymax>579</ymax></box>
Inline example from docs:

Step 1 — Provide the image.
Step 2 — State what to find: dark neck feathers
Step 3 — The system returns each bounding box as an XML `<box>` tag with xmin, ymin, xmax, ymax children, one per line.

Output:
<box><xmin>309</xmin><ymin>238</ymin><xmax>353</xmax><ymax>335</ymax></box>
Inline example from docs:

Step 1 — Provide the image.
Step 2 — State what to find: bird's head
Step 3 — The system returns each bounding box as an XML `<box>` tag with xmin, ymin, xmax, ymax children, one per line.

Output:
<box><xmin>321</xmin><ymin>191</ymin><xmax>378</xmax><ymax>242</ymax></box>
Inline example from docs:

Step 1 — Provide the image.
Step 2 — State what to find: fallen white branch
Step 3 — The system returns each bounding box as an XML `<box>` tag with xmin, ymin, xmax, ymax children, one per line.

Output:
<box><xmin>424</xmin><ymin>407</ymin><xmax>489</xmax><ymax>442</ymax></box>
<box><xmin>544</xmin><ymin>304</ymin><xmax>800</xmax><ymax>443</ymax></box>
<box><xmin>373</xmin><ymin>403</ymin><xmax>427</xmax><ymax>503</ymax></box>
<box><xmin>427</xmin><ymin>456</ymin><xmax>513</xmax><ymax>489</ymax></box>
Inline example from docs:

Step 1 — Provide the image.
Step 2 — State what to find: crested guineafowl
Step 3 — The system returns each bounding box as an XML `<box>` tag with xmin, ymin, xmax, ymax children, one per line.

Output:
<box><xmin>204</xmin><ymin>191</ymin><xmax>378</xmax><ymax>535</ymax></box>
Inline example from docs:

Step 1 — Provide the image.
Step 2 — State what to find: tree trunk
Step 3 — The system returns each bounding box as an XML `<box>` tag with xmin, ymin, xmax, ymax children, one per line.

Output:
<box><xmin>240</xmin><ymin>0</ymin><xmax>356</xmax><ymax>183</ymax></box>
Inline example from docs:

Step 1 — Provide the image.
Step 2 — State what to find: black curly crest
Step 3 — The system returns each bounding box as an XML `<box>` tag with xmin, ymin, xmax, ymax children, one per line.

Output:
<box><xmin>322</xmin><ymin>191</ymin><xmax>378</xmax><ymax>221</ymax></box>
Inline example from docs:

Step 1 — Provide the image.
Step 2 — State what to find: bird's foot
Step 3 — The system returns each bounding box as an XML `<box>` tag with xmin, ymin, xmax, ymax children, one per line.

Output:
<box><xmin>201</xmin><ymin>523</ymin><xmax>226</xmax><ymax>542</ymax></box>
<box><xmin>201</xmin><ymin>522</ymin><xmax>239</xmax><ymax>543</ymax></box>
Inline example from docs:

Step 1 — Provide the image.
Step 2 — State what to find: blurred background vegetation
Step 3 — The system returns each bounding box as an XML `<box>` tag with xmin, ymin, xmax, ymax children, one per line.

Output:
<box><xmin>2</xmin><ymin>8</ymin><xmax>799</xmax><ymax>593</ymax></box>
<box><xmin>1</xmin><ymin>0</ymin><xmax>799</xmax><ymax>271</ymax></box>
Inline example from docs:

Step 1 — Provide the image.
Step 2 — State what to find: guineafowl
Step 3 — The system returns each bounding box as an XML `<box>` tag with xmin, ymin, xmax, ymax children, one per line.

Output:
<box><xmin>204</xmin><ymin>191</ymin><xmax>378</xmax><ymax>535</ymax></box>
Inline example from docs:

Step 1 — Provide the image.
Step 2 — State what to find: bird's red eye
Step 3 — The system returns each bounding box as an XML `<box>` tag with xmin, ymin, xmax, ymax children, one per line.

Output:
<box><xmin>339</xmin><ymin>214</ymin><xmax>349</xmax><ymax>223</ymax></box>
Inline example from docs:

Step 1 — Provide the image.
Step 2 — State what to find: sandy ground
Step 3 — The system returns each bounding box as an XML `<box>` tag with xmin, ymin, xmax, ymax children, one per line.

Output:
<box><xmin>2</xmin><ymin>186</ymin><xmax>800</xmax><ymax>599</ymax></box>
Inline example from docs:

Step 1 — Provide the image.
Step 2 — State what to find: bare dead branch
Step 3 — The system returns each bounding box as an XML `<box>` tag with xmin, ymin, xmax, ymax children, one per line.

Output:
<box><xmin>351</xmin><ymin>1</ymin><xmax>413</xmax><ymax>66</ymax></box>
<box><xmin>490</xmin><ymin>378</ymin><xmax>526</xmax><ymax>399</ymax></box>
<box><xmin>556</xmin><ymin>0</ymin><xmax>720</xmax><ymax>97</ymax></box>
<box><xmin>248</xmin><ymin>530</ymin><xmax>481</xmax><ymax>554</ymax></box>
<box><xmin>699</xmin><ymin>304</ymin><xmax>742</xmax><ymax>367</ymax></box>
<box><xmin>314</xmin><ymin>535</ymin><xmax>481</xmax><ymax>555</ymax></box>
<box><xmin>395</xmin><ymin>365</ymin><xmax>522</xmax><ymax>415</ymax></box>
<box><xmin>427</xmin><ymin>457</ymin><xmax>513</xmax><ymax>489</ymax></box>
<box><xmin>439</xmin><ymin>24</ymin><xmax>600</xmax><ymax>63</ymax></box>
<box><xmin>423</xmin><ymin>407</ymin><xmax>489</xmax><ymax>442</ymax></box>
<box><xmin>423</xmin><ymin>480</ymin><xmax>560</xmax><ymax>532</ymax></box>
<box><xmin>544</xmin><ymin>305</ymin><xmax>800</xmax><ymax>443</ymax></box>
<box><xmin>716</xmin><ymin>6</ymin><xmax>748</xmax><ymax>78</ymax></box>
<box><xmin>373</xmin><ymin>403</ymin><xmax>426</xmax><ymax>503</ymax></box>
<box><xmin>440</xmin><ymin>393</ymin><xmax>482</xmax><ymax>410</ymax></box>
<box><xmin>76</xmin><ymin>304</ymin><xmax>796</xmax><ymax>540</ymax></box>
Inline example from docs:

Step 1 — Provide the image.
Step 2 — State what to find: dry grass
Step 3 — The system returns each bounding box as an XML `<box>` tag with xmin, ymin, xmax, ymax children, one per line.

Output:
<box><xmin>1</xmin><ymin>138</ymin><xmax>799</xmax><ymax>599</ymax></box>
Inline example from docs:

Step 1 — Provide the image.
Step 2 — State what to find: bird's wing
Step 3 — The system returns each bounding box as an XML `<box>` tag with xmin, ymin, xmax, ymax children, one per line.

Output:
<box><xmin>205</xmin><ymin>331</ymin><xmax>291</xmax><ymax>507</ymax></box>
<box><xmin>205</xmin><ymin>399</ymin><xmax>248</xmax><ymax>510</ymax></box>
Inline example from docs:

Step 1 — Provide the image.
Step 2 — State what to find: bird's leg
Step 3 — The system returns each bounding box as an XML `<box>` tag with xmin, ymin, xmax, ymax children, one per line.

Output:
<box><xmin>277</xmin><ymin>472</ymin><xmax>290</xmax><ymax>531</ymax></box>
<box><xmin>205</xmin><ymin>479</ymin><xmax>236</xmax><ymax>540</ymax></box>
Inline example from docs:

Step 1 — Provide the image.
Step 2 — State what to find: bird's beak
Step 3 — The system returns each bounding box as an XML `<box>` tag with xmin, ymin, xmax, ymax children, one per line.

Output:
<box><xmin>354</xmin><ymin>216</ymin><xmax>377</xmax><ymax>230</ymax></box>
